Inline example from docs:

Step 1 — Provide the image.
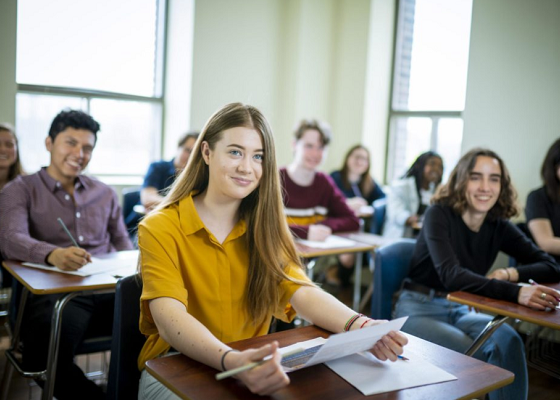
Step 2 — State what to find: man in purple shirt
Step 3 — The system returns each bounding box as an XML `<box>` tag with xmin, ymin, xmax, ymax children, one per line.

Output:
<box><xmin>0</xmin><ymin>109</ymin><xmax>132</xmax><ymax>400</ymax></box>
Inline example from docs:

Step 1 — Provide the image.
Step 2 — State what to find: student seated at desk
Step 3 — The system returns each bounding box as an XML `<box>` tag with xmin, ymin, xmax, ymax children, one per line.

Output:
<box><xmin>140</xmin><ymin>131</ymin><xmax>199</xmax><ymax>212</ymax></box>
<box><xmin>0</xmin><ymin>123</ymin><xmax>25</xmax><ymax>288</ymax></box>
<box><xmin>393</xmin><ymin>148</ymin><xmax>560</xmax><ymax>400</ymax></box>
<box><xmin>280</xmin><ymin>120</ymin><xmax>360</xmax><ymax>287</ymax></box>
<box><xmin>383</xmin><ymin>151</ymin><xmax>443</xmax><ymax>238</ymax></box>
<box><xmin>330</xmin><ymin>144</ymin><xmax>385</xmax><ymax>215</ymax></box>
<box><xmin>526</xmin><ymin>138</ymin><xmax>560</xmax><ymax>262</ymax></box>
<box><xmin>0</xmin><ymin>109</ymin><xmax>133</xmax><ymax>400</ymax></box>
<box><xmin>137</xmin><ymin>103</ymin><xmax>407</xmax><ymax>399</ymax></box>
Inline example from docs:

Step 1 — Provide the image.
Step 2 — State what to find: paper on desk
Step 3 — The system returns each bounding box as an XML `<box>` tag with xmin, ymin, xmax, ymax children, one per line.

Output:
<box><xmin>297</xmin><ymin>235</ymin><xmax>357</xmax><ymax>249</ymax></box>
<box><xmin>326</xmin><ymin>351</ymin><xmax>457</xmax><ymax>396</ymax></box>
<box><xmin>23</xmin><ymin>251</ymin><xmax>139</xmax><ymax>277</ymax></box>
<box><xmin>280</xmin><ymin>317</ymin><xmax>408</xmax><ymax>372</ymax></box>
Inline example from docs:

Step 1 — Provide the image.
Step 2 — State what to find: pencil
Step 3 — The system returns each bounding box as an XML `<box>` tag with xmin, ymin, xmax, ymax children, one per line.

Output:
<box><xmin>215</xmin><ymin>347</ymin><xmax>304</xmax><ymax>380</ymax></box>
<box><xmin>57</xmin><ymin>217</ymin><xmax>80</xmax><ymax>248</ymax></box>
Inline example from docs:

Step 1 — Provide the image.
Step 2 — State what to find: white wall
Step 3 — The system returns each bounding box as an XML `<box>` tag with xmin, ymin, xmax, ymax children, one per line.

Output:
<box><xmin>463</xmin><ymin>0</ymin><xmax>560</xmax><ymax>210</ymax></box>
<box><xmin>189</xmin><ymin>0</ymin><xmax>372</xmax><ymax>170</ymax></box>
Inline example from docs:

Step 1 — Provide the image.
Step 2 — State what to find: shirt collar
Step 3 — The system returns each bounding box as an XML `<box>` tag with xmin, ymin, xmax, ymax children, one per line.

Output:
<box><xmin>39</xmin><ymin>167</ymin><xmax>88</xmax><ymax>193</ymax></box>
<box><xmin>179</xmin><ymin>191</ymin><xmax>247</xmax><ymax>241</ymax></box>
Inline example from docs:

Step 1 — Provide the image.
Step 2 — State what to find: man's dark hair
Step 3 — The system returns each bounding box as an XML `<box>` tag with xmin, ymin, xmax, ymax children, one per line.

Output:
<box><xmin>48</xmin><ymin>109</ymin><xmax>101</xmax><ymax>142</ymax></box>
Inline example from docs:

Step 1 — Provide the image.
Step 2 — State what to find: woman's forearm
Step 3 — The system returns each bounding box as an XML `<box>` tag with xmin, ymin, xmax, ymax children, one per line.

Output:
<box><xmin>149</xmin><ymin>297</ymin><xmax>230</xmax><ymax>370</ymax></box>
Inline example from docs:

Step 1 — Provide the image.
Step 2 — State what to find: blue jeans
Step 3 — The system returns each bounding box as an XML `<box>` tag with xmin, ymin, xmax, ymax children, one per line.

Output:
<box><xmin>394</xmin><ymin>289</ymin><xmax>528</xmax><ymax>400</ymax></box>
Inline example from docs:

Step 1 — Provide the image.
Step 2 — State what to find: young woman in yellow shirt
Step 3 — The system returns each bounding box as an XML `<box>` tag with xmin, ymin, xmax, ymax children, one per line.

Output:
<box><xmin>137</xmin><ymin>103</ymin><xmax>407</xmax><ymax>399</ymax></box>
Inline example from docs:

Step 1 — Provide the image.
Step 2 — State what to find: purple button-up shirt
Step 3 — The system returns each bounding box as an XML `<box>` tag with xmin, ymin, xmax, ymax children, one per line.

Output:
<box><xmin>0</xmin><ymin>168</ymin><xmax>133</xmax><ymax>263</ymax></box>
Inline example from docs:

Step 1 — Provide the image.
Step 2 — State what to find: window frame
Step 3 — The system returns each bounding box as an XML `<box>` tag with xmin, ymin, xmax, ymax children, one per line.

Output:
<box><xmin>15</xmin><ymin>0</ymin><xmax>168</xmax><ymax>181</ymax></box>
<box><xmin>385</xmin><ymin>0</ymin><xmax>469</xmax><ymax>183</ymax></box>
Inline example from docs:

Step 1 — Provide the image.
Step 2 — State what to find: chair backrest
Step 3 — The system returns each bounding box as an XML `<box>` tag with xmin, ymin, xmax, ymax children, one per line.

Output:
<box><xmin>107</xmin><ymin>275</ymin><xmax>145</xmax><ymax>400</ymax></box>
<box><xmin>122</xmin><ymin>187</ymin><xmax>142</xmax><ymax>234</ymax></box>
<box><xmin>370</xmin><ymin>239</ymin><xmax>416</xmax><ymax>320</ymax></box>
<box><xmin>370</xmin><ymin>198</ymin><xmax>387</xmax><ymax>235</ymax></box>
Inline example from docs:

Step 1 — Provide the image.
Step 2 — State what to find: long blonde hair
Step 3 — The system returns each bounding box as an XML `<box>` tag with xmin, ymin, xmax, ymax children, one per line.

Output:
<box><xmin>158</xmin><ymin>103</ymin><xmax>312</xmax><ymax>323</ymax></box>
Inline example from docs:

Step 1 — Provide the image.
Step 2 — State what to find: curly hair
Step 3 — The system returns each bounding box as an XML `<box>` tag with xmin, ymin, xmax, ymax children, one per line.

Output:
<box><xmin>432</xmin><ymin>148</ymin><xmax>519</xmax><ymax>220</ymax></box>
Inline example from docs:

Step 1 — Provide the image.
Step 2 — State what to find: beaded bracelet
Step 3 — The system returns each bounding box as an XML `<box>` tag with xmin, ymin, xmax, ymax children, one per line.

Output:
<box><xmin>221</xmin><ymin>349</ymin><xmax>236</xmax><ymax>371</ymax></box>
<box><xmin>344</xmin><ymin>313</ymin><xmax>364</xmax><ymax>331</ymax></box>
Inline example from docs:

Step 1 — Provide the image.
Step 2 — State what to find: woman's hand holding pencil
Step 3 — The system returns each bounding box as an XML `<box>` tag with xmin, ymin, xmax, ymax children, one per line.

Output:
<box><xmin>216</xmin><ymin>341</ymin><xmax>291</xmax><ymax>396</ymax></box>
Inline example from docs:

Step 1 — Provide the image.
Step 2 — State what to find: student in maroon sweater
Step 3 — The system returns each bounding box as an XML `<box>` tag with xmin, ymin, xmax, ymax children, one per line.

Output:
<box><xmin>279</xmin><ymin>120</ymin><xmax>359</xmax><ymax>286</ymax></box>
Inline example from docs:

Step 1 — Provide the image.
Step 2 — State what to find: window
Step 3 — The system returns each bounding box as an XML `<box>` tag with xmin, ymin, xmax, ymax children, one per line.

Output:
<box><xmin>387</xmin><ymin>0</ymin><xmax>473</xmax><ymax>182</ymax></box>
<box><xmin>16</xmin><ymin>0</ymin><xmax>166</xmax><ymax>179</ymax></box>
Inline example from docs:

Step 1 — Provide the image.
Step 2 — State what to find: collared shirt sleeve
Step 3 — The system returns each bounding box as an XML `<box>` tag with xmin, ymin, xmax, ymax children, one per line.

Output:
<box><xmin>0</xmin><ymin>179</ymin><xmax>58</xmax><ymax>263</ymax></box>
<box><xmin>273</xmin><ymin>263</ymin><xmax>310</xmax><ymax>322</ymax></box>
<box><xmin>107</xmin><ymin>189</ymin><xmax>133</xmax><ymax>251</ymax></box>
<box><xmin>138</xmin><ymin>216</ymin><xmax>189</xmax><ymax>335</ymax></box>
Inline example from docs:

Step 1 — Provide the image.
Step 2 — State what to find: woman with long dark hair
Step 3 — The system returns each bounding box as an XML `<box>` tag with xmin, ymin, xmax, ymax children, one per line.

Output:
<box><xmin>137</xmin><ymin>103</ymin><xmax>407</xmax><ymax>399</ymax></box>
<box><xmin>394</xmin><ymin>148</ymin><xmax>560</xmax><ymax>400</ymax></box>
<box><xmin>330</xmin><ymin>144</ymin><xmax>385</xmax><ymax>214</ymax></box>
<box><xmin>383</xmin><ymin>151</ymin><xmax>443</xmax><ymax>238</ymax></box>
<box><xmin>526</xmin><ymin>138</ymin><xmax>560</xmax><ymax>262</ymax></box>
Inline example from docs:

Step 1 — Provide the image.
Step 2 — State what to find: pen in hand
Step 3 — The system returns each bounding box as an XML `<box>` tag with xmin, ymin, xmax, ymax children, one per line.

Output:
<box><xmin>215</xmin><ymin>347</ymin><xmax>304</xmax><ymax>381</ymax></box>
<box><xmin>529</xmin><ymin>279</ymin><xmax>560</xmax><ymax>303</ymax></box>
<box><xmin>57</xmin><ymin>217</ymin><xmax>81</xmax><ymax>248</ymax></box>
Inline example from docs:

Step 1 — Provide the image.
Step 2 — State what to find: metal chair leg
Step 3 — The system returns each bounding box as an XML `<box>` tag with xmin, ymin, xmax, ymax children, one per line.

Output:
<box><xmin>464</xmin><ymin>315</ymin><xmax>510</xmax><ymax>357</ymax></box>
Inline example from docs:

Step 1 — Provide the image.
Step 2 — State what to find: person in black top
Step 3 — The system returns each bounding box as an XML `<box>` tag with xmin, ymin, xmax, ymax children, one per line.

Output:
<box><xmin>394</xmin><ymin>148</ymin><xmax>560</xmax><ymax>400</ymax></box>
<box><xmin>526</xmin><ymin>138</ymin><xmax>560</xmax><ymax>263</ymax></box>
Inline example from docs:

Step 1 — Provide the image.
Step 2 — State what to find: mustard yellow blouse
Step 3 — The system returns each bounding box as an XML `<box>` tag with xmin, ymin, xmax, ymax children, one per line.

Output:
<box><xmin>137</xmin><ymin>192</ymin><xmax>308</xmax><ymax>369</ymax></box>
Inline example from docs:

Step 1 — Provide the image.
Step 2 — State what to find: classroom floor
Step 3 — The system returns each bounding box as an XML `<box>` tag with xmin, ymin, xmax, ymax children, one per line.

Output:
<box><xmin>0</xmin><ymin>283</ymin><xmax>558</xmax><ymax>399</ymax></box>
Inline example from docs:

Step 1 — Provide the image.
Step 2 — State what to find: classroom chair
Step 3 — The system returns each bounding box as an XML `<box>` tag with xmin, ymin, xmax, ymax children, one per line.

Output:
<box><xmin>107</xmin><ymin>274</ymin><xmax>145</xmax><ymax>400</ymax></box>
<box><xmin>370</xmin><ymin>239</ymin><xmax>416</xmax><ymax>320</ymax></box>
<box><xmin>370</xmin><ymin>198</ymin><xmax>387</xmax><ymax>235</ymax></box>
<box><xmin>122</xmin><ymin>187</ymin><xmax>142</xmax><ymax>239</ymax></box>
<box><xmin>0</xmin><ymin>279</ymin><xmax>113</xmax><ymax>400</ymax></box>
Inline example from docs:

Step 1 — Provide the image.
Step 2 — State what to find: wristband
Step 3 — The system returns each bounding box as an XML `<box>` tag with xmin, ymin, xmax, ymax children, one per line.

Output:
<box><xmin>221</xmin><ymin>349</ymin><xmax>236</xmax><ymax>371</ymax></box>
<box><xmin>502</xmin><ymin>268</ymin><xmax>511</xmax><ymax>281</ymax></box>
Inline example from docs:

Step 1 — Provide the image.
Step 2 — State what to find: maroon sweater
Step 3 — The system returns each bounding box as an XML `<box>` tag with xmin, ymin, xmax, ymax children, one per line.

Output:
<box><xmin>279</xmin><ymin>168</ymin><xmax>360</xmax><ymax>239</ymax></box>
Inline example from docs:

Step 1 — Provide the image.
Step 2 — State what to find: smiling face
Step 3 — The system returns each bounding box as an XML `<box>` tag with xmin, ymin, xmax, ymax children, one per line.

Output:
<box><xmin>347</xmin><ymin>147</ymin><xmax>369</xmax><ymax>176</ymax></box>
<box><xmin>464</xmin><ymin>155</ymin><xmax>502</xmax><ymax>217</ymax></box>
<box><xmin>293</xmin><ymin>129</ymin><xmax>325</xmax><ymax>171</ymax></box>
<box><xmin>423</xmin><ymin>156</ymin><xmax>443</xmax><ymax>185</ymax></box>
<box><xmin>0</xmin><ymin>130</ymin><xmax>17</xmax><ymax>171</ymax></box>
<box><xmin>202</xmin><ymin>126</ymin><xmax>263</xmax><ymax>203</ymax></box>
<box><xmin>45</xmin><ymin>128</ymin><xmax>96</xmax><ymax>184</ymax></box>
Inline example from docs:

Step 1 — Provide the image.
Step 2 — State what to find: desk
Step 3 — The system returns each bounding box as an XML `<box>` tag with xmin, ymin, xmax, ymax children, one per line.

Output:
<box><xmin>295</xmin><ymin>239</ymin><xmax>373</xmax><ymax>311</ymax></box>
<box><xmin>145</xmin><ymin>326</ymin><xmax>514</xmax><ymax>400</ymax></box>
<box><xmin>1</xmin><ymin>251</ymin><xmax>138</xmax><ymax>400</ymax></box>
<box><xmin>447</xmin><ymin>282</ymin><xmax>560</xmax><ymax>355</ymax></box>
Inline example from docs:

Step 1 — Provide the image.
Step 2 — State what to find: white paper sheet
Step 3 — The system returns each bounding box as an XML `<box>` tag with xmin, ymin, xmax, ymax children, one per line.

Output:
<box><xmin>22</xmin><ymin>250</ymin><xmax>139</xmax><ymax>277</ymax></box>
<box><xmin>280</xmin><ymin>317</ymin><xmax>408</xmax><ymax>372</ymax></box>
<box><xmin>297</xmin><ymin>235</ymin><xmax>357</xmax><ymax>249</ymax></box>
<box><xmin>326</xmin><ymin>351</ymin><xmax>457</xmax><ymax>396</ymax></box>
